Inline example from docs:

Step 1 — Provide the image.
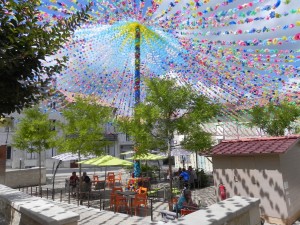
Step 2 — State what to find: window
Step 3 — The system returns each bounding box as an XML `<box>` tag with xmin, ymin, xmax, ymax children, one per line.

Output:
<box><xmin>46</xmin><ymin>148</ymin><xmax>56</xmax><ymax>158</ymax></box>
<box><xmin>105</xmin><ymin>146</ymin><xmax>110</xmax><ymax>155</ymax></box>
<box><xmin>27</xmin><ymin>151</ymin><xmax>37</xmax><ymax>159</ymax></box>
<box><xmin>125</xmin><ymin>133</ymin><xmax>131</xmax><ymax>141</ymax></box>
<box><xmin>6</xmin><ymin>146</ymin><xmax>11</xmax><ymax>159</ymax></box>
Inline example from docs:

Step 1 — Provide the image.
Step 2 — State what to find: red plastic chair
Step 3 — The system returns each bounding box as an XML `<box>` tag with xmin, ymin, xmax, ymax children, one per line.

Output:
<box><xmin>114</xmin><ymin>194</ymin><xmax>129</xmax><ymax>213</ymax></box>
<box><xmin>115</xmin><ymin>172</ymin><xmax>122</xmax><ymax>185</ymax></box>
<box><xmin>180</xmin><ymin>209</ymin><xmax>197</xmax><ymax>216</ymax></box>
<box><xmin>132</xmin><ymin>193</ymin><xmax>148</xmax><ymax>216</ymax></box>
<box><xmin>107</xmin><ymin>174</ymin><xmax>115</xmax><ymax>188</ymax></box>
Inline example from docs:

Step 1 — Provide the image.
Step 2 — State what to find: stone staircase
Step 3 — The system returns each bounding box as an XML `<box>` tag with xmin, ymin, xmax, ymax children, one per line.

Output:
<box><xmin>52</xmin><ymin>200</ymin><xmax>155</xmax><ymax>225</ymax></box>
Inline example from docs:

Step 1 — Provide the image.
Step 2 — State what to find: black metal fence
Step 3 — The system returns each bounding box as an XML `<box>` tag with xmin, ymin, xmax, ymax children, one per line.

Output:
<box><xmin>17</xmin><ymin>185</ymin><xmax>155</xmax><ymax>221</ymax></box>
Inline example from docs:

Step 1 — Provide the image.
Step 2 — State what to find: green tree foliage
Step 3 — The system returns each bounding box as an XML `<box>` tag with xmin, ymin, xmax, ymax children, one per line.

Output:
<box><xmin>118</xmin><ymin>78</ymin><xmax>220</xmax><ymax>154</ymax></box>
<box><xmin>0</xmin><ymin>0</ymin><xmax>92</xmax><ymax>117</ymax></box>
<box><xmin>12</xmin><ymin>106</ymin><xmax>57</xmax><ymax>190</ymax></box>
<box><xmin>56</xmin><ymin>96</ymin><xmax>114</xmax><ymax>177</ymax></box>
<box><xmin>117</xmin><ymin>78</ymin><xmax>219</xmax><ymax>208</ymax></box>
<box><xmin>249</xmin><ymin>101</ymin><xmax>300</xmax><ymax>136</ymax></box>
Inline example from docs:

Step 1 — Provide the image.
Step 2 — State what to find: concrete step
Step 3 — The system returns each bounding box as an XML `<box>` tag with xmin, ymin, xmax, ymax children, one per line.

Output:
<box><xmin>52</xmin><ymin>200</ymin><xmax>154</xmax><ymax>225</ymax></box>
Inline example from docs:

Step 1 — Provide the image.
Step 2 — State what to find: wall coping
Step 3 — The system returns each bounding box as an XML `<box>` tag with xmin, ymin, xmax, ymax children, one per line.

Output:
<box><xmin>159</xmin><ymin>196</ymin><xmax>260</xmax><ymax>225</ymax></box>
<box><xmin>0</xmin><ymin>185</ymin><xmax>79</xmax><ymax>225</ymax></box>
<box><xmin>6</xmin><ymin>167</ymin><xmax>45</xmax><ymax>171</ymax></box>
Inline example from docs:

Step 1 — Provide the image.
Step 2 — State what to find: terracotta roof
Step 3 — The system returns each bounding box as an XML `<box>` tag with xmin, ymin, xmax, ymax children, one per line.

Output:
<box><xmin>208</xmin><ymin>135</ymin><xmax>300</xmax><ymax>156</ymax></box>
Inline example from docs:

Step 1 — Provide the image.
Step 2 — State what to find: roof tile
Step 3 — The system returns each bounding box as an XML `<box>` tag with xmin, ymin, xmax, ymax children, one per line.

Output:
<box><xmin>208</xmin><ymin>135</ymin><xmax>300</xmax><ymax>156</ymax></box>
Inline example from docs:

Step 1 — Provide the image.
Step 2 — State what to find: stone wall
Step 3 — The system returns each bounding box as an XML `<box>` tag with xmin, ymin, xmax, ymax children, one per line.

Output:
<box><xmin>5</xmin><ymin>167</ymin><xmax>46</xmax><ymax>188</ymax></box>
<box><xmin>0</xmin><ymin>185</ymin><xmax>79</xmax><ymax>225</ymax></box>
<box><xmin>162</xmin><ymin>196</ymin><xmax>261</xmax><ymax>225</ymax></box>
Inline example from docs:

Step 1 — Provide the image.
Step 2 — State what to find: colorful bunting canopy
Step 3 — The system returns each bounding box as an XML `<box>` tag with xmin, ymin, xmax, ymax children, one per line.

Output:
<box><xmin>38</xmin><ymin>0</ymin><xmax>300</xmax><ymax>118</ymax></box>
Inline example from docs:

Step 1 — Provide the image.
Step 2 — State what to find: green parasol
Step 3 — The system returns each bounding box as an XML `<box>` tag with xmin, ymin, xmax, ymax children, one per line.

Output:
<box><xmin>78</xmin><ymin>155</ymin><xmax>133</xmax><ymax>167</ymax></box>
<box><xmin>128</xmin><ymin>153</ymin><xmax>167</xmax><ymax>161</ymax></box>
<box><xmin>78</xmin><ymin>155</ymin><xmax>133</xmax><ymax>192</ymax></box>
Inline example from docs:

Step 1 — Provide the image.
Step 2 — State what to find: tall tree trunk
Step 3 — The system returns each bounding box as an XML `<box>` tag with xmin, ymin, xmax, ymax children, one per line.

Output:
<box><xmin>78</xmin><ymin>151</ymin><xmax>82</xmax><ymax>203</ymax></box>
<box><xmin>168</xmin><ymin>137</ymin><xmax>173</xmax><ymax>211</ymax></box>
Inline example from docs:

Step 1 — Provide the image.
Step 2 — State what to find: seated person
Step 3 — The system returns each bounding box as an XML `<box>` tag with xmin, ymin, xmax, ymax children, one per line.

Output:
<box><xmin>81</xmin><ymin>172</ymin><xmax>91</xmax><ymax>193</ymax></box>
<box><xmin>173</xmin><ymin>189</ymin><xmax>198</xmax><ymax>212</ymax></box>
<box><xmin>69</xmin><ymin>171</ymin><xmax>79</xmax><ymax>196</ymax></box>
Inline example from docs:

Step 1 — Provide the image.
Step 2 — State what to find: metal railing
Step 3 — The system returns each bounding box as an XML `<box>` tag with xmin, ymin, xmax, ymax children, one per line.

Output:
<box><xmin>17</xmin><ymin>185</ymin><xmax>155</xmax><ymax>221</ymax></box>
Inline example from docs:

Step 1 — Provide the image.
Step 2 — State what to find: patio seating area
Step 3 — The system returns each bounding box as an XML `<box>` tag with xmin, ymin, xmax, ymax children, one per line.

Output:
<box><xmin>16</xmin><ymin>169</ymin><xmax>216</xmax><ymax>221</ymax></box>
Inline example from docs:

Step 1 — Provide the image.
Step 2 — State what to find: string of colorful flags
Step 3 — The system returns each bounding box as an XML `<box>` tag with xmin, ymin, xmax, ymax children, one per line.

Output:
<box><xmin>37</xmin><ymin>0</ymin><xmax>299</xmax><ymax>118</ymax></box>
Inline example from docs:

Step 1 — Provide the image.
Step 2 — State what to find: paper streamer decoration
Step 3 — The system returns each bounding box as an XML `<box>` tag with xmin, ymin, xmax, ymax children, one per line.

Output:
<box><xmin>37</xmin><ymin>0</ymin><xmax>299</xmax><ymax>117</ymax></box>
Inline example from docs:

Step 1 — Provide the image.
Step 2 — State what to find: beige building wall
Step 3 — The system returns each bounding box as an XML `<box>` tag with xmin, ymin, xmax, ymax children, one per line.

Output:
<box><xmin>252</xmin><ymin>155</ymin><xmax>288</xmax><ymax>221</ymax></box>
<box><xmin>213</xmin><ymin>155</ymin><xmax>288</xmax><ymax>223</ymax></box>
<box><xmin>280</xmin><ymin>142</ymin><xmax>300</xmax><ymax>223</ymax></box>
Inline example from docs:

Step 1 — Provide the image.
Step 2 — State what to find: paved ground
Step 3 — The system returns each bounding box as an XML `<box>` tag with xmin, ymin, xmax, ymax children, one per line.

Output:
<box><xmin>0</xmin><ymin>216</ymin><xmax>7</xmax><ymax>225</ymax></box>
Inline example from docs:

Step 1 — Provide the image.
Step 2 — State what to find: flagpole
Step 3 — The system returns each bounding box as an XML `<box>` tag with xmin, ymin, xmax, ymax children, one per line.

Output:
<box><xmin>133</xmin><ymin>25</ymin><xmax>141</xmax><ymax>178</ymax></box>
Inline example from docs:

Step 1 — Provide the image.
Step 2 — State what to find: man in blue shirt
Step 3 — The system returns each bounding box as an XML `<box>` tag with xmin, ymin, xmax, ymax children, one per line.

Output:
<box><xmin>180</xmin><ymin>168</ymin><xmax>190</xmax><ymax>189</ymax></box>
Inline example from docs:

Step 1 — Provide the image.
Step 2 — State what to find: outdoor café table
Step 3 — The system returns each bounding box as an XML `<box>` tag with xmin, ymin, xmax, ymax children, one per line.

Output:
<box><xmin>116</xmin><ymin>191</ymin><xmax>136</xmax><ymax>197</ymax></box>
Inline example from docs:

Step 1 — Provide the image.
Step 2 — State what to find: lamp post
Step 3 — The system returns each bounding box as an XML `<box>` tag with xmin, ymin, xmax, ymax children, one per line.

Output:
<box><xmin>19</xmin><ymin>158</ymin><xmax>22</xmax><ymax>169</ymax></box>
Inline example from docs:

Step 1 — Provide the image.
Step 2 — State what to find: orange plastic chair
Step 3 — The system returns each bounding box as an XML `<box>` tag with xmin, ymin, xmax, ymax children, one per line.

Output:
<box><xmin>112</xmin><ymin>187</ymin><xmax>123</xmax><ymax>193</ymax></box>
<box><xmin>114</xmin><ymin>194</ymin><xmax>129</xmax><ymax>213</ymax></box>
<box><xmin>115</xmin><ymin>172</ymin><xmax>122</xmax><ymax>184</ymax></box>
<box><xmin>171</xmin><ymin>197</ymin><xmax>178</xmax><ymax>205</ymax></box>
<box><xmin>168</xmin><ymin>196</ymin><xmax>179</xmax><ymax>210</ymax></box>
<box><xmin>109</xmin><ymin>187</ymin><xmax>123</xmax><ymax>209</ymax></box>
<box><xmin>110</xmin><ymin>193</ymin><xmax>116</xmax><ymax>210</ymax></box>
<box><xmin>180</xmin><ymin>209</ymin><xmax>197</xmax><ymax>216</ymax></box>
<box><xmin>93</xmin><ymin>175</ymin><xmax>99</xmax><ymax>181</ymax></box>
<box><xmin>138</xmin><ymin>187</ymin><xmax>148</xmax><ymax>194</ymax></box>
<box><xmin>107</xmin><ymin>175</ymin><xmax>115</xmax><ymax>188</ymax></box>
<box><xmin>132</xmin><ymin>193</ymin><xmax>148</xmax><ymax>216</ymax></box>
<box><xmin>107</xmin><ymin>172</ymin><xmax>115</xmax><ymax>176</ymax></box>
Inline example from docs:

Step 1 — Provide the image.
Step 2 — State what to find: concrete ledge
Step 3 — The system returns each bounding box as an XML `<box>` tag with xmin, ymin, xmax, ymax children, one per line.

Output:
<box><xmin>159</xmin><ymin>196</ymin><xmax>261</xmax><ymax>225</ymax></box>
<box><xmin>5</xmin><ymin>167</ymin><xmax>46</xmax><ymax>188</ymax></box>
<box><xmin>0</xmin><ymin>185</ymin><xmax>79</xmax><ymax>225</ymax></box>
